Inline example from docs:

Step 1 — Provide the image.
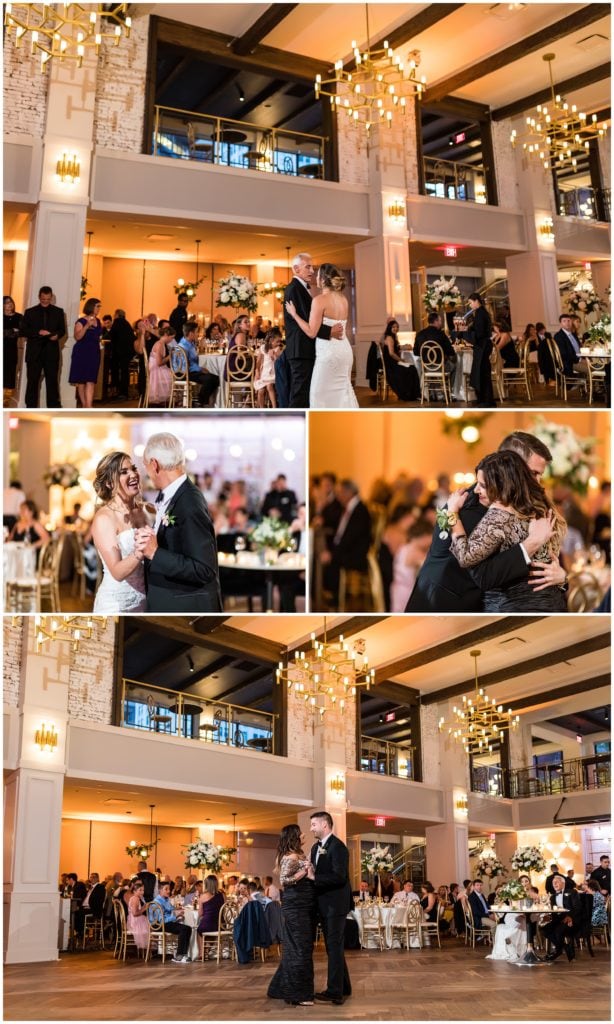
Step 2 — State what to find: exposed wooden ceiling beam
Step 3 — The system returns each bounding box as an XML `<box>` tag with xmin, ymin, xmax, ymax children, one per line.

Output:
<box><xmin>426</xmin><ymin>5</ymin><xmax>609</xmax><ymax>103</ymax></box>
<box><xmin>347</xmin><ymin>3</ymin><xmax>465</xmax><ymax>71</ymax></box>
<box><xmin>154</xmin><ymin>15</ymin><xmax>330</xmax><ymax>84</ymax></box>
<box><xmin>508</xmin><ymin>674</ymin><xmax>611</xmax><ymax>712</ymax></box>
<box><xmin>371</xmin><ymin>682</ymin><xmax>420</xmax><ymax>706</ymax></box>
<box><xmin>134</xmin><ymin>617</ymin><xmax>282</xmax><ymax>664</ymax></box>
<box><xmin>274</xmin><ymin>92</ymin><xmax>321</xmax><ymax>129</ymax></box>
<box><xmin>231</xmin><ymin>4</ymin><xmax>300</xmax><ymax>57</ymax></box>
<box><xmin>236</xmin><ymin>79</ymin><xmax>287</xmax><ymax>119</ymax></box>
<box><xmin>194</xmin><ymin>69</ymin><xmax>242</xmax><ymax>114</ymax></box>
<box><xmin>157</xmin><ymin>53</ymin><xmax>191</xmax><ymax>96</ymax></box>
<box><xmin>191</xmin><ymin>616</ymin><xmax>232</xmax><ymax>634</ymax></box>
<box><xmin>287</xmin><ymin>616</ymin><xmax>389</xmax><ymax>656</ymax></box>
<box><xmin>492</xmin><ymin>62</ymin><xmax>611</xmax><ymax>121</ymax></box>
<box><xmin>422</xmin><ymin>96</ymin><xmax>490</xmax><ymax>121</ymax></box>
<box><xmin>206</xmin><ymin>665</ymin><xmax>274</xmax><ymax>703</ymax></box>
<box><xmin>421</xmin><ymin>633</ymin><xmax>611</xmax><ymax>704</ymax></box>
<box><xmin>371</xmin><ymin>617</ymin><xmax>543</xmax><ymax>685</ymax></box>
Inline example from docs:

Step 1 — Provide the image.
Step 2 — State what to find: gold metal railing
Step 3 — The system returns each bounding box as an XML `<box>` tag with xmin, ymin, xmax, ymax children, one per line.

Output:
<box><xmin>120</xmin><ymin>677</ymin><xmax>276</xmax><ymax>754</ymax></box>
<box><xmin>360</xmin><ymin>734</ymin><xmax>414</xmax><ymax>780</ymax></box>
<box><xmin>152</xmin><ymin>104</ymin><xmax>326</xmax><ymax>180</ymax></box>
<box><xmin>423</xmin><ymin>155</ymin><xmax>488</xmax><ymax>204</ymax></box>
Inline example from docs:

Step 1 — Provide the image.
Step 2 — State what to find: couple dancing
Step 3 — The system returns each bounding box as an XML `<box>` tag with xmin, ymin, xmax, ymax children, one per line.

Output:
<box><xmin>90</xmin><ymin>432</ymin><xmax>222</xmax><ymax>613</ymax></box>
<box><xmin>284</xmin><ymin>253</ymin><xmax>358</xmax><ymax>409</ymax></box>
<box><xmin>407</xmin><ymin>431</ymin><xmax>568</xmax><ymax>612</ymax></box>
<box><xmin>268</xmin><ymin>812</ymin><xmax>352</xmax><ymax>1007</ymax></box>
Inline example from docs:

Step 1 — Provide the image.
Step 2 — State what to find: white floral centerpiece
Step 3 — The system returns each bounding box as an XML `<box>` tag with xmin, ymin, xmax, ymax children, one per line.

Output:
<box><xmin>566</xmin><ymin>287</ymin><xmax>604</xmax><ymax>317</ymax></box>
<box><xmin>530</xmin><ymin>416</ymin><xmax>596</xmax><ymax>496</ymax></box>
<box><xmin>511</xmin><ymin>845</ymin><xmax>546</xmax><ymax>874</ymax></box>
<box><xmin>361</xmin><ymin>845</ymin><xmax>394</xmax><ymax>875</ymax></box>
<box><xmin>497</xmin><ymin>878</ymin><xmax>528</xmax><ymax>904</ymax></box>
<box><xmin>422</xmin><ymin>275</ymin><xmax>463</xmax><ymax>313</ymax></box>
<box><xmin>587</xmin><ymin>313</ymin><xmax>611</xmax><ymax>348</ymax></box>
<box><xmin>250</xmin><ymin>517</ymin><xmax>293</xmax><ymax>553</ymax></box>
<box><xmin>183</xmin><ymin>841</ymin><xmax>235</xmax><ymax>873</ymax></box>
<box><xmin>43</xmin><ymin>462</ymin><xmax>80</xmax><ymax>489</ymax></box>
<box><xmin>475</xmin><ymin>856</ymin><xmax>507</xmax><ymax>880</ymax></box>
<box><xmin>217</xmin><ymin>273</ymin><xmax>259</xmax><ymax>313</ymax></box>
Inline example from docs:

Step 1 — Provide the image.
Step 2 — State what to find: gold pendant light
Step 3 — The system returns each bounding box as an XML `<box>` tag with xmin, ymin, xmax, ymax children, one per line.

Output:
<box><xmin>438</xmin><ymin>650</ymin><xmax>520</xmax><ymax>754</ymax></box>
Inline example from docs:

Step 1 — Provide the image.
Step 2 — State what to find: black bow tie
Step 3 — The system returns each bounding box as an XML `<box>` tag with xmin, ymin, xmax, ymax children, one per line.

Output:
<box><xmin>155</xmin><ymin>490</ymin><xmax>164</xmax><ymax>503</ymax></box>
<box><xmin>316</xmin><ymin>841</ymin><xmax>323</xmax><ymax>848</ymax></box>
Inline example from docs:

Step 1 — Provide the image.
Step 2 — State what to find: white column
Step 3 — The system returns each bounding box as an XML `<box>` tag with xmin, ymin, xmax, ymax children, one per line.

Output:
<box><xmin>4</xmin><ymin>622</ymin><xmax>71</xmax><ymax>963</ymax></box>
<box><xmin>424</xmin><ymin>699</ymin><xmax>470</xmax><ymax>883</ymax></box>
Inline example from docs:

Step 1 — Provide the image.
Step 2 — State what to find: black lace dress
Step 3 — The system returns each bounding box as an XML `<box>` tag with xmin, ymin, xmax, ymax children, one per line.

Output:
<box><xmin>267</xmin><ymin>856</ymin><xmax>315</xmax><ymax>1003</ymax></box>
<box><xmin>383</xmin><ymin>338</ymin><xmax>420</xmax><ymax>401</ymax></box>
<box><xmin>450</xmin><ymin>506</ymin><xmax>567</xmax><ymax>612</ymax></box>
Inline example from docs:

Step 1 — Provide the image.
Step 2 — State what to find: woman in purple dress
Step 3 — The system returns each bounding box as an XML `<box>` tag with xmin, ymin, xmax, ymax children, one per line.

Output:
<box><xmin>69</xmin><ymin>297</ymin><xmax>102</xmax><ymax>407</ymax></box>
<box><xmin>196</xmin><ymin>875</ymin><xmax>225</xmax><ymax>956</ymax></box>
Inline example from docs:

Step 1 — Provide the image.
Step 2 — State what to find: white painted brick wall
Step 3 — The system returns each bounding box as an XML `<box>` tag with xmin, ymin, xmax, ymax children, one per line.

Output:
<box><xmin>67</xmin><ymin>620</ymin><xmax>117</xmax><ymax>723</ymax></box>
<box><xmin>492</xmin><ymin>118</ymin><xmax>520</xmax><ymax>210</ymax></box>
<box><xmin>92</xmin><ymin>14</ymin><xmax>149</xmax><ymax>153</ymax></box>
<box><xmin>337</xmin><ymin>112</ymin><xmax>370</xmax><ymax>186</ymax></box>
<box><xmin>3</xmin><ymin>18</ymin><xmax>50</xmax><ymax>137</ymax></box>
<box><xmin>2</xmin><ymin>621</ymin><xmax>23</xmax><ymax>707</ymax></box>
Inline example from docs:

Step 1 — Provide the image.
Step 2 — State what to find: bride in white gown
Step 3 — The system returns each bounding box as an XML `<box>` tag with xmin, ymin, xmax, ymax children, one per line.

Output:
<box><xmin>285</xmin><ymin>262</ymin><xmax>359</xmax><ymax>409</ymax></box>
<box><xmin>91</xmin><ymin>452</ymin><xmax>148</xmax><ymax>613</ymax></box>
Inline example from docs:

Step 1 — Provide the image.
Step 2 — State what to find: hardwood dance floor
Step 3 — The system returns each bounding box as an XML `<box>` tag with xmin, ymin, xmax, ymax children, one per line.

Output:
<box><xmin>4</xmin><ymin>943</ymin><xmax>610</xmax><ymax>1022</ymax></box>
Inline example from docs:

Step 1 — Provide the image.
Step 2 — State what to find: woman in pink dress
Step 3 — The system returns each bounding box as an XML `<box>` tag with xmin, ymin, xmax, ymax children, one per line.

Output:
<box><xmin>127</xmin><ymin>879</ymin><xmax>149</xmax><ymax>951</ymax></box>
<box><xmin>148</xmin><ymin>330</ymin><xmax>173</xmax><ymax>405</ymax></box>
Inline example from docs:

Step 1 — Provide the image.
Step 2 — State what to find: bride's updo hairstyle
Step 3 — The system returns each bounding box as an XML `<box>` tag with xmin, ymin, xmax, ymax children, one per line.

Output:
<box><xmin>319</xmin><ymin>263</ymin><xmax>346</xmax><ymax>292</ymax></box>
<box><xmin>94</xmin><ymin>451</ymin><xmax>133</xmax><ymax>504</ymax></box>
<box><xmin>275</xmin><ymin>823</ymin><xmax>303</xmax><ymax>865</ymax></box>
<box><xmin>476</xmin><ymin>450</ymin><xmax>566</xmax><ymax>542</ymax></box>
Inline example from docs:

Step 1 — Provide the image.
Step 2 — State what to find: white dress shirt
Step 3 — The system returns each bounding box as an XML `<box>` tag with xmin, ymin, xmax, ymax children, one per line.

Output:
<box><xmin>334</xmin><ymin>495</ymin><xmax>359</xmax><ymax>545</ymax></box>
<box><xmin>154</xmin><ymin>474</ymin><xmax>187</xmax><ymax>533</ymax></box>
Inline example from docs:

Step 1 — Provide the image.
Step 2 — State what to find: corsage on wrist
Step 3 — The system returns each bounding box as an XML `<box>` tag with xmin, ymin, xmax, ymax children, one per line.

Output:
<box><xmin>436</xmin><ymin>507</ymin><xmax>458</xmax><ymax>540</ymax></box>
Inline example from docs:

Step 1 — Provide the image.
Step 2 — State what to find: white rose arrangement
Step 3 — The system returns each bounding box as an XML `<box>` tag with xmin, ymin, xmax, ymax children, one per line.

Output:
<box><xmin>216</xmin><ymin>274</ymin><xmax>259</xmax><ymax>313</ymax></box>
<box><xmin>43</xmin><ymin>462</ymin><xmax>81</xmax><ymax>489</ymax></box>
<box><xmin>422</xmin><ymin>276</ymin><xmax>463</xmax><ymax>313</ymax></box>
<box><xmin>511</xmin><ymin>845</ymin><xmax>546</xmax><ymax>873</ymax></box>
<box><xmin>361</xmin><ymin>845</ymin><xmax>394</xmax><ymax>874</ymax></box>
<box><xmin>530</xmin><ymin>416</ymin><xmax>596</xmax><ymax>496</ymax></box>
<box><xmin>183</xmin><ymin>841</ymin><xmax>236</xmax><ymax>872</ymax></box>
<box><xmin>250</xmin><ymin>517</ymin><xmax>293</xmax><ymax>551</ymax></box>
<box><xmin>475</xmin><ymin>856</ymin><xmax>507</xmax><ymax>879</ymax></box>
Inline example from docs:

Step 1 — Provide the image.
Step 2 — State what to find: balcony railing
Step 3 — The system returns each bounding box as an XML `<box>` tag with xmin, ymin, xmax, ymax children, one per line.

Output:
<box><xmin>559</xmin><ymin>186</ymin><xmax>611</xmax><ymax>223</ymax></box>
<box><xmin>120</xmin><ymin>677</ymin><xmax>276</xmax><ymax>754</ymax></box>
<box><xmin>360</xmin><ymin>735</ymin><xmax>414</xmax><ymax>780</ymax></box>
<box><xmin>423</xmin><ymin>155</ymin><xmax>488</xmax><ymax>204</ymax></box>
<box><xmin>471</xmin><ymin>755</ymin><xmax>611</xmax><ymax>798</ymax></box>
<box><xmin>152</xmin><ymin>104</ymin><xmax>326</xmax><ymax>180</ymax></box>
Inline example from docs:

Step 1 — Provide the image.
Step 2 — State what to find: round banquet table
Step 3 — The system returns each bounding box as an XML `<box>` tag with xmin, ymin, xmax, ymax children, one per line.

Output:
<box><xmin>4</xmin><ymin>542</ymin><xmax>37</xmax><ymax>611</ymax></box>
<box><xmin>351</xmin><ymin>902</ymin><xmax>422</xmax><ymax>949</ymax></box>
<box><xmin>399</xmin><ymin>347</ymin><xmax>475</xmax><ymax>402</ymax></box>
<box><xmin>579</xmin><ymin>347</ymin><xmax>611</xmax><ymax>360</ymax></box>
<box><xmin>183</xmin><ymin>906</ymin><xmax>201</xmax><ymax>961</ymax></box>
<box><xmin>198</xmin><ymin>354</ymin><xmax>227</xmax><ymax>407</ymax></box>
<box><xmin>218</xmin><ymin>551</ymin><xmax>306</xmax><ymax>612</ymax></box>
<box><xmin>490</xmin><ymin>905</ymin><xmax>568</xmax><ymax>966</ymax></box>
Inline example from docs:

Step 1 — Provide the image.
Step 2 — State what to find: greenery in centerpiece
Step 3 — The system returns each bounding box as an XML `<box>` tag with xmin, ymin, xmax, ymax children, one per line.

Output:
<box><xmin>250</xmin><ymin>517</ymin><xmax>293</xmax><ymax>551</ymax></box>
<box><xmin>183</xmin><ymin>840</ymin><xmax>236</xmax><ymax>872</ymax></box>
<box><xmin>422</xmin><ymin>275</ymin><xmax>463</xmax><ymax>313</ymax></box>
<box><xmin>511</xmin><ymin>845</ymin><xmax>546</xmax><ymax>873</ymax></box>
<box><xmin>498</xmin><ymin>878</ymin><xmax>528</xmax><ymax>903</ymax></box>
<box><xmin>530</xmin><ymin>417</ymin><xmax>596</xmax><ymax>496</ymax></box>
<box><xmin>125</xmin><ymin>840</ymin><xmax>155</xmax><ymax>858</ymax></box>
<box><xmin>587</xmin><ymin>313</ymin><xmax>611</xmax><ymax>347</ymax></box>
<box><xmin>217</xmin><ymin>273</ymin><xmax>259</xmax><ymax>313</ymax></box>
<box><xmin>43</xmin><ymin>463</ymin><xmax>81</xmax><ymax>488</ymax></box>
<box><xmin>361</xmin><ymin>845</ymin><xmax>394</xmax><ymax>875</ymax></box>
<box><xmin>173</xmin><ymin>276</ymin><xmax>205</xmax><ymax>299</ymax></box>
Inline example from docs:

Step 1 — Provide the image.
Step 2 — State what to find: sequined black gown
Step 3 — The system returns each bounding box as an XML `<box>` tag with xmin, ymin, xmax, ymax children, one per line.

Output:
<box><xmin>267</xmin><ymin>857</ymin><xmax>315</xmax><ymax>1003</ymax></box>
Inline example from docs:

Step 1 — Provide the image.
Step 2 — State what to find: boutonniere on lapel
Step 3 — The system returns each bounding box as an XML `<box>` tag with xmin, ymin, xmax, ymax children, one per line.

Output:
<box><xmin>317</xmin><ymin>846</ymin><xmax>327</xmax><ymax>857</ymax></box>
<box><xmin>435</xmin><ymin>507</ymin><xmax>457</xmax><ymax>540</ymax></box>
<box><xmin>161</xmin><ymin>513</ymin><xmax>176</xmax><ymax>528</ymax></box>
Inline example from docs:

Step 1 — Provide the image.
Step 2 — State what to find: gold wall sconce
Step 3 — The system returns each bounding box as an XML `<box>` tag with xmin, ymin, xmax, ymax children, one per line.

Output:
<box><xmin>35</xmin><ymin>722</ymin><xmax>58</xmax><ymax>752</ymax></box>
<box><xmin>388</xmin><ymin>198</ymin><xmax>406</xmax><ymax>222</ymax></box>
<box><xmin>330</xmin><ymin>774</ymin><xmax>345</xmax><ymax>794</ymax></box>
<box><xmin>56</xmin><ymin>153</ymin><xmax>81</xmax><ymax>184</ymax></box>
<box><xmin>539</xmin><ymin>217</ymin><xmax>555</xmax><ymax>242</ymax></box>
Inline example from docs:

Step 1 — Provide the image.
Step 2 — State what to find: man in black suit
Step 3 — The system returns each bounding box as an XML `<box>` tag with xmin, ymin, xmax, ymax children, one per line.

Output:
<box><xmin>553</xmin><ymin>313</ymin><xmax>588</xmax><ymax>381</ymax></box>
<box><xmin>313</xmin><ymin>473</ymin><xmax>343</xmax><ymax>551</ymax></box>
<box><xmin>73</xmin><ymin>872</ymin><xmax>106</xmax><ymax>938</ymax></box>
<box><xmin>109</xmin><ymin>308</ymin><xmax>136</xmax><ymax>400</ymax></box>
<box><xmin>321</xmin><ymin>479</ymin><xmax>371</xmax><ymax>606</ymax></box>
<box><xmin>542</xmin><ymin>874</ymin><xmax>581</xmax><ymax>961</ymax></box>
<box><xmin>136</xmin><ymin>860</ymin><xmax>157</xmax><ymax>902</ymax></box>
<box><xmin>310</xmin><ymin>811</ymin><xmax>352</xmax><ymax>1005</ymax></box>
<box><xmin>414</xmin><ymin>312</ymin><xmax>457</xmax><ymax>376</ymax></box>
<box><xmin>468</xmin><ymin>879</ymin><xmax>497</xmax><ymax>935</ymax></box>
<box><xmin>136</xmin><ymin>433</ymin><xmax>222</xmax><ymax>612</ymax></box>
<box><xmin>261</xmin><ymin>474</ymin><xmax>298</xmax><ymax>524</ymax></box>
<box><xmin>465</xmin><ymin>292</ymin><xmax>494</xmax><ymax>405</ymax></box>
<box><xmin>21</xmin><ymin>285</ymin><xmax>67</xmax><ymax>407</ymax></box>
<box><xmin>283</xmin><ymin>252</ymin><xmax>342</xmax><ymax>408</ymax></box>
<box><xmin>169</xmin><ymin>292</ymin><xmax>190</xmax><ymax>341</ymax></box>
<box><xmin>406</xmin><ymin>430</ymin><xmax>566</xmax><ymax>612</ymax></box>
<box><xmin>545</xmin><ymin>863</ymin><xmax>575</xmax><ymax>895</ymax></box>
<box><xmin>590</xmin><ymin>854</ymin><xmax>611</xmax><ymax>894</ymax></box>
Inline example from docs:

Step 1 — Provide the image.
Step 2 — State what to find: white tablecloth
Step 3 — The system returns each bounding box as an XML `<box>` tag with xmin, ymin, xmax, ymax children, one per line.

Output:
<box><xmin>183</xmin><ymin>906</ymin><xmax>200</xmax><ymax>960</ymax></box>
<box><xmin>351</xmin><ymin>903</ymin><xmax>421</xmax><ymax>949</ymax></box>
<box><xmin>4</xmin><ymin>542</ymin><xmax>36</xmax><ymax>582</ymax></box>
<box><xmin>198</xmin><ymin>354</ymin><xmax>227</xmax><ymax>407</ymax></box>
<box><xmin>400</xmin><ymin>348</ymin><xmax>475</xmax><ymax>402</ymax></box>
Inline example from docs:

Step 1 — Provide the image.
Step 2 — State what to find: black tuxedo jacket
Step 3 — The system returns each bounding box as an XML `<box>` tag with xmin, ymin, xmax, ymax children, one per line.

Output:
<box><xmin>468</xmin><ymin>889</ymin><xmax>491</xmax><ymax>923</ymax></box>
<box><xmin>320</xmin><ymin>497</ymin><xmax>343</xmax><ymax>550</ymax></box>
<box><xmin>549</xmin><ymin>889</ymin><xmax>581</xmax><ymax>925</ymax></box>
<box><xmin>311</xmin><ymin>834</ymin><xmax>352</xmax><ymax>918</ymax></box>
<box><xmin>84</xmin><ymin>882</ymin><xmax>106</xmax><ymax>917</ymax></box>
<box><xmin>71</xmin><ymin>880</ymin><xmax>87</xmax><ymax>904</ymax></box>
<box><xmin>332</xmin><ymin>500</ymin><xmax>371</xmax><ymax>572</ymax></box>
<box><xmin>283</xmin><ymin>278</ymin><xmax>331</xmax><ymax>362</ymax></box>
<box><xmin>136</xmin><ymin>869</ymin><xmax>157</xmax><ymax>902</ymax></box>
<box><xmin>406</xmin><ymin>487</ymin><xmax>529</xmax><ymax>612</ymax></box>
<box><xmin>467</xmin><ymin>305</ymin><xmax>492</xmax><ymax>389</ymax></box>
<box><xmin>146</xmin><ymin>478</ymin><xmax>222</xmax><ymax>612</ymax></box>
<box><xmin>545</xmin><ymin>873</ymin><xmax>575</xmax><ymax>895</ymax></box>
<box><xmin>553</xmin><ymin>329</ymin><xmax>580</xmax><ymax>376</ymax></box>
<box><xmin>414</xmin><ymin>326</ymin><xmax>456</xmax><ymax>361</ymax></box>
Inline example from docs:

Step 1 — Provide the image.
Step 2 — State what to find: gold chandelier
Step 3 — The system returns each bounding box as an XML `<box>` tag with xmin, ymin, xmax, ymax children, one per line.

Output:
<box><xmin>510</xmin><ymin>53</ymin><xmax>608</xmax><ymax>171</ymax></box>
<box><xmin>4</xmin><ymin>3</ymin><xmax>131</xmax><ymax>72</ymax></box>
<box><xmin>276</xmin><ymin>620</ymin><xmax>375</xmax><ymax>716</ymax></box>
<box><xmin>438</xmin><ymin>650</ymin><xmax>520</xmax><ymax>755</ymax></box>
<box><xmin>315</xmin><ymin>4</ymin><xmax>426</xmax><ymax>133</ymax></box>
<box><xmin>12</xmin><ymin>615</ymin><xmax>108</xmax><ymax>651</ymax></box>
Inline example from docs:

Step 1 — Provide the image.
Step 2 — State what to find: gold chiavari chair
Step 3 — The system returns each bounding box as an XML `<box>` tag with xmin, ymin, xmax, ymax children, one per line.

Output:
<box><xmin>500</xmin><ymin>339</ymin><xmax>532</xmax><ymax>402</ymax></box>
<box><xmin>567</xmin><ymin>570</ymin><xmax>605</xmax><ymax>612</ymax></box>
<box><xmin>547</xmin><ymin>337</ymin><xmax>588</xmax><ymax>402</ymax></box>
<box><xmin>586</xmin><ymin>356</ymin><xmax>608</xmax><ymax>405</ymax></box>
<box><xmin>200</xmin><ymin>901</ymin><xmax>238</xmax><ymax>963</ymax></box>
<box><xmin>225</xmin><ymin>348</ymin><xmax>256</xmax><ymax>408</ymax></box>
<box><xmin>420</xmin><ymin>341</ymin><xmax>452</xmax><ymax>405</ymax></box>
<box><xmin>359</xmin><ymin>903</ymin><xmax>385</xmax><ymax>950</ymax></box>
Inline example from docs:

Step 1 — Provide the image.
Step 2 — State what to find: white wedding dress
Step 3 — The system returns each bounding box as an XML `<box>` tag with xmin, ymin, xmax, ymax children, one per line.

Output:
<box><xmin>93</xmin><ymin>528</ymin><xmax>147</xmax><ymax>613</ymax></box>
<box><xmin>309</xmin><ymin>317</ymin><xmax>359</xmax><ymax>409</ymax></box>
<box><xmin>486</xmin><ymin>913</ymin><xmax>527</xmax><ymax>961</ymax></box>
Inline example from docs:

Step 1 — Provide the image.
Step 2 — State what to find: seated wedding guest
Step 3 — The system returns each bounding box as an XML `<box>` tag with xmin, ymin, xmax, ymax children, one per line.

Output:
<box><xmin>154</xmin><ymin>882</ymin><xmax>193</xmax><ymax>963</ymax></box>
<box><xmin>179</xmin><ymin>322</ymin><xmax>219</xmax><ymax>406</ymax></box>
<box><xmin>380</xmin><ymin>319</ymin><xmax>419</xmax><ymax>401</ymax></box>
<box><xmin>273</xmin><ymin>340</ymin><xmax>291</xmax><ymax>408</ymax></box>
<box><xmin>148</xmin><ymin>327</ymin><xmax>173</xmax><ymax>405</ymax></box>
<box><xmin>535</xmin><ymin>321</ymin><xmax>555</xmax><ymax>385</ymax></box>
<box><xmin>420</xmin><ymin>882</ymin><xmax>439</xmax><ymax>922</ymax></box>
<box><xmin>196</xmin><ymin>876</ymin><xmax>225</xmax><ymax>955</ymax></box>
<box><xmin>391</xmin><ymin>880</ymin><xmax>418</xmax><ymax>905</ymax></box>
<box><xmin>542</xmin><ymin>874</ymin><xmax>581</xmax><ymax>961</ymax></box>
<box><xmin>254</xmin><ymin>333</ymin><xmax>278</xmax><ymax>407</ymax></box>
<box><xmin>468</xmin><ymin>878</ymin><xmax>497</xmax><ymax>932</ymax></box>
<box><xmin>225</xmin><ymin>875</ymin><xmax>239</xmax><ymax>896</ymax></box>
<box><xmin>414</xmin><ymin>312</ymin><xmax>457</xmax><ymax>376</ymax></box>
<box><xmin>492</xmin><ymin>321</ymin><xmax>519</xmax><ymax>368</ymax></box>
<box><xmin>205</xmin><ymin>322</ymin><xmax>224</xmax><ymax>346</ymax></box>
<box><xmin>8</xmin><ymin>500</ymin><xmax>50</xmax><ymax>561</ymax></box>
<box><xmin>353</xmin><ymin>880</ymin><xmax>373</xmax><ymax>902</ymax></box>
<box><xmin>587</xmin><ymin>880</ymin><xmax>608</xmax><ymax>929</ymax></box>
<box><xmin>173</xmin><ymin>875</ymin><xmax>185</xmax><ymax>898</ymax></box>
<box><xmin>390</xmin><ymin>518</ymin><xmax>433</xmax><ymax>613</ymax></box>
<box><xmin>73</xmin><ymin>872</ymin><xmax>106</xmax><ymax>937</ymax></box>
<box><xmin>235</xmin><ymin>879</ymin><xmax>251</xmax><ymax>911</ymax></box>
<box><xmin>182</xmin><ymin>875</ymin><xmax>200</xmax><ymax>905</ymax></box>
<box><xmin>377</xmin><ymin>503</ymin><xmax>416</xmax><ymax>611</ymax></box>
<box><xmin>248</xmin><ymin>881</ymin><xmax>269</xmax><ymax>904</ymax></box>
<box><xmin>262</xmin><ymin>473</ymin><xmax>298</xmax><ymax>524</ymax></box>
<box><xmin>264</xmin><ymin>876</ymin><xmax>280</xmax><ymax>902</ymax></box>
<box><xmin>127</xmin><ymin>879</ymin><xmax>149</xmax><ymax>951</ymax></box>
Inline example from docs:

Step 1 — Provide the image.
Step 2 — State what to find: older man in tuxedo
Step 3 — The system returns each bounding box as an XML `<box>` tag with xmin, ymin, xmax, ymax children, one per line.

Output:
<box><xmin>321</xmin><ymin>479</ymin><xmax>371</xmax><ymax>608</ymax></box>
<box><xmin>283</xmin><ymin>252</ymin><xmax>342</xmax><ymax>408</ymax></box>
<box><xmin>542</xmin><ymin>874</ymin><xmax>581</xmax><ymax>961</ymax></box>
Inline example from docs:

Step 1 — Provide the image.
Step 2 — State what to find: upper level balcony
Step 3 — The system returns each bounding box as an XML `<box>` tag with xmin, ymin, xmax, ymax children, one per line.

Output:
<box><xmin>559</xmin><ymin>186</ymin><xmax>611</xmax><ymax>224</ymax></box>
<box><xmin>423</xmin><ymin>155</ymin><xmax>489</xmax><ymax>205</ymax></box>
<box><xmin>471</xmin><ymin>754</ymin><xmax>610</xmax><ymax>799</ymax></box>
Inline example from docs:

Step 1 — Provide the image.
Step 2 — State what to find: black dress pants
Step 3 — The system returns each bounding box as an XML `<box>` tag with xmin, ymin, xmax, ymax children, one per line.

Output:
<box><xmin>189</xmin><ymin>370</ymin><xmax>220</xmax><ymax>406</ymax></box>
<box><xmin>164</xmin><ymin>920</ymin><xmax>192</xmax><ymax>956</ymax></box>
<box><xmin>321</xmin><ymin>914</ymin><xmax>352</xmax><ymax>997</ymax></box>
<box><xmin>25</xmin><ymin>339</ymin><xmax>61</xmax><ymax>407</ymax></box>
<box><xmin>288</xmin><ymin>358</ymin><xmax>313</xmax><ymax>408</ymax></box>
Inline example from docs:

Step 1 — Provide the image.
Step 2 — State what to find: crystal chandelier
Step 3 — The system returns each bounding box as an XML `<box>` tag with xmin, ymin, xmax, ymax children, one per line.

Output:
<box><xmin>12</xmin><ymin>615</ymin><xmax>108</xmax><ymax>651</ymax></box>
<box><xmin>438</xmin><ymin>650</ymin><xmax>520</xmax><ymax>754</ymax></box>
<box><xmin>510</xmin><ymin>53</ymin><xmax>608</xmax><ymax>171</ymax></box>
<box><xmin>3</xmin><ymin>4</ymin><xmax>132</xmax><ymax>72</ymax></box>
<box><xmin>276</xmin><ymin>620</ymin><xmax>375</xmax><ymax>716</ymax></box>
<box><xmin>315</xmin><ymin>4</ymin><xmax>426</xmax><ymax>133</ymax></box>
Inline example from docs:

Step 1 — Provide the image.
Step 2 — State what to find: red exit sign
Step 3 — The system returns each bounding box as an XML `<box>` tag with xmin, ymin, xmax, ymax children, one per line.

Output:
<box><xmin>444</xmin><ymin>245</ymin><xmax>457</xmax><ymax>258</ymax></box>
<box><xmin>385</xmin><ymin>711</ymin><xmax>396</xmax><ymax>722</ymax></box>
<box><xmin>454</xmin><ymin>131</ymin><xmax>466</xmax><ymax>144</ymax></box>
